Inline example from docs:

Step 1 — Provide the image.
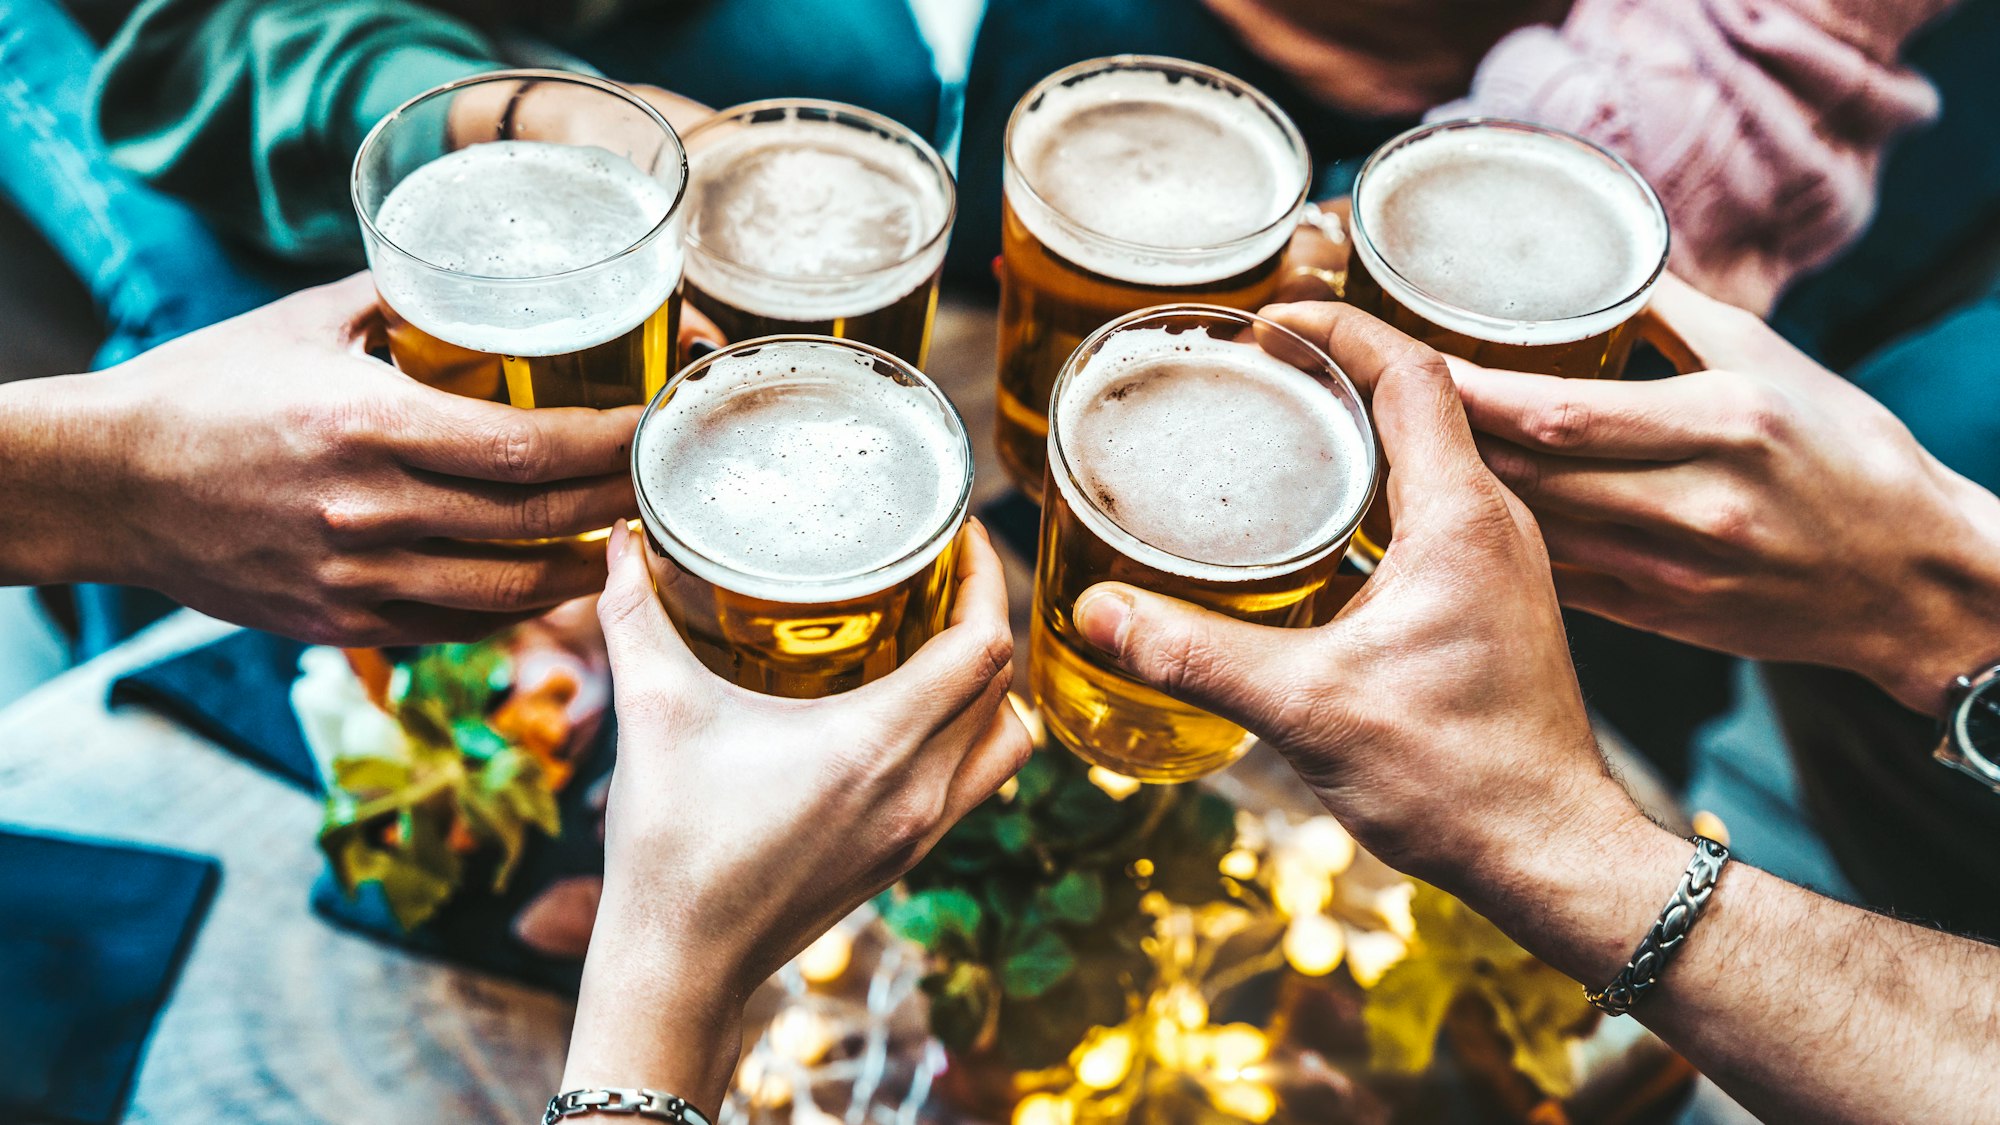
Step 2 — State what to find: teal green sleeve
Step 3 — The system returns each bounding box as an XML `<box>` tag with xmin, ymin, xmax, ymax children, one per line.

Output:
<box><xmin>93</xmin><ymin>0</ymin><xmax>500</xmax><ymax>263</ymax></box>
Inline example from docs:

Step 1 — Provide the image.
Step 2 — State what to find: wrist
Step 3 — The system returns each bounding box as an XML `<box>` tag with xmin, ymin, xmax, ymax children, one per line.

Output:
<box><xmin>0</xmin><ymin>374</ymin><xmax>141</xmax><ymax>586</ymax></box>
<box><xmin>1442</xmin><ymin>790</ymin><xmax>1690</xmax><ymax>988</ymax></box>
<box><xmin>561</xmin><ymin>880</ymin><xmax>750</xmax><ymax>1114</ymax></box>
<box><xmin>1857</xmin><ymin>471</ymin><xmax>2000</xmax><ymax>716</ymax></box>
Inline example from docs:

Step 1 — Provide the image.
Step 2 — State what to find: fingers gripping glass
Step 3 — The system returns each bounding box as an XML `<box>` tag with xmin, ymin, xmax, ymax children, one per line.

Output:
<box><xmin>1031</xmin><ymin>305</ymin><xmax>1378</xmax><ymax>782</ymax></box>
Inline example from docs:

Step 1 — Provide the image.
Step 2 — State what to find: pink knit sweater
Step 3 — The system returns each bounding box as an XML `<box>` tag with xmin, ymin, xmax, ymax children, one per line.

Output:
<box><xmin>1208</xmin><ymin>0</ymin><xmax>1955</xmax><ymax>313</ymax></box>
<box><xmin>1432</xmin><ymin>0</ymin><xmax>1954</xmax><ymax>312</ymax></box>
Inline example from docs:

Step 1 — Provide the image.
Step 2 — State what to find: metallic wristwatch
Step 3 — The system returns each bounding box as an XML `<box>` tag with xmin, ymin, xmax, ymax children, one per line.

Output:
<box><xmin>1935</xmin><ymin>663</ymin><xmax>2000</xmax><ymax>793</ymax></box>
<box><xmin>545</xmin><ymin>1089</ymin><xmax>712</xmax><ymax>1125</ymax></box>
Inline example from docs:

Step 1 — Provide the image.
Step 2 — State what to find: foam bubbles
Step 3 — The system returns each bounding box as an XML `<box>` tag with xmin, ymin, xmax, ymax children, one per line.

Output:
<box><xmin>1354</xmin><ymin>126</ymin><xmax>1667</xmax><ymax>344</ymax></box>
<box><xmin>371</xmin><ymin>141</ymin><xmax>683</xmax><ymax>357</ymax></box>
<box><xmin>637</xmin><ymin>340</ymin><xmax>969</xmax><ymax>602</ymax></box>
<box><xmin>1053</xmin><ymin>327</ymin><xmax>1371</xmax><ymax>580</ymax></box>
<box><xmin>1007</xmin><ymin>66</ymin><xmax>1306</xmax><ymax>287</ymax></box>
<box><xmin>684</xmin><ymin>118</ymin><xmax>951</xmax><ymax>321</ymax></box>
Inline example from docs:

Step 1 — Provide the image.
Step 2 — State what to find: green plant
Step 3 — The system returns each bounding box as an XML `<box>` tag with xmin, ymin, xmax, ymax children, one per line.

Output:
<box><xmin>882</xmin><ymin>751</ymin><xmax>1236</xmax><ymax>1068</ymax></box>
<box><xmin>318</xmin><ymin>643</ymin><xmax>565</xmax><ymax>930</ymax></box>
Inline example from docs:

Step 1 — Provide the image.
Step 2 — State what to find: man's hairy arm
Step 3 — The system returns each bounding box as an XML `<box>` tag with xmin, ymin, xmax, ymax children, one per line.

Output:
<box><xmin>1472</xmin><ymin>818</ymin><xmax>2000</xmax><ymax>1125</ymax></box>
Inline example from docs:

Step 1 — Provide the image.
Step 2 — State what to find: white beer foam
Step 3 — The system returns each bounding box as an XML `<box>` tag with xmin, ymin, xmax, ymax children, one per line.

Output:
<box><xmin>1007</xmin><ymin>67</ymin><xmax>1305</xmax><ymax>287</ymax></box>
<box><xmin>685</xmin><ymin>118</ymin><xmax>950</xmax><ymax>321</ymax></box>
<box><xmin>1353</xmin><ymin>125</ymin><xmax>1668</xmax><ymax>346</ymax></box>
<box><xmin>1051</xmin><ymin>327</ymin><xmax>1371</xmax><ymax>582</ymax></box>
<box><xmin>637</xmin><ymin>340</ymin><xmax>969</xmax><ymax>604</ymax></box>
<box><xmin>372</xmin><ymin>141</ymin><xmax>684</xmax><ymax>357</ymax></box>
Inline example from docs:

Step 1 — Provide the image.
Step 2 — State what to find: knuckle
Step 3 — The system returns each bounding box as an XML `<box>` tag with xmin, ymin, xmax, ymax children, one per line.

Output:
<box><xmin>314</xmin><ymin>496</ymin><xmax>383</xmax><ymax>544</ymax></box>
<box><xmin>514</xmin><ymin>488</ymin><xmax>558</xmax><ymax>538</ymax></box>
<box><xmin>488</xmin><ymin>421</ymin><xmax>548</xmax><ymax>482</ymax></box>
<box><xmin>971</xmin><ymin>625</ymin><xmax>1015</xmax><ymax>685</ymax></box>
<box><xmin>1137</xmin><ymin>620</ymin><xmax>1216</xmax><ymax>700</ymax></box>
<box><xmin>312</xmin><ymin>556</ymin><xmax>377</xmax><ymax>599</ymax></box>
<box><xmin>1528</xmin><ymin>398</ymin><xmax>1593</xmax><ymax>451</ymax></box>
<box><xmin>484</xmin><ymin>563</ymin><xmax>550</xmax><ymax>611</ymax></box>
<box><xmin>1692</xmin><ymin>494</ymin><xmax>1756</xmax><ymax>548</ymax></box>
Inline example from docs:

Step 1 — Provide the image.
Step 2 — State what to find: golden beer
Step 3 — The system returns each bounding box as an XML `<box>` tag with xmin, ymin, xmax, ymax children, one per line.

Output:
<box><xmin>633</xmin><ymin>336</ymin><xmax>973</xmax><ymax>697</ymax></box>
<box><xmin>1343</xmin><ymin>118</ymin><xmax>1670</xmax><ymax>557</ymax></box>
<box><xmin>996</xmin><ymin>56</ymin><xmax>1311</xmax><ymax>498</ymax></box>
<box><xmin>681</xmin><ymin>100</ymin><xmax>953</xmax><ymax>367</ymax></box>
<box><xmin>354</xmin><ymin>70</ymin><xmax>688</xmax><ymax>409</ymax></box>
<box><xmin>1032</xmin><ymin>306</ymin><xmax>1377</xmax><ymax>781</ymax></box>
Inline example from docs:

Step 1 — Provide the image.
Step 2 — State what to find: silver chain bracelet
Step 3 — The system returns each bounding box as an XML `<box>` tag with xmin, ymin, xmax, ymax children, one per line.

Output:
<box><xmin>1586</xmin><ymin>835</ymin><xmax>1730</xmax><ymax>1016</ymax></box>
<box><xmin>544</xmin><ymin>1089</ymin><xmax>713</xmax><ymax>1125</ymax></box>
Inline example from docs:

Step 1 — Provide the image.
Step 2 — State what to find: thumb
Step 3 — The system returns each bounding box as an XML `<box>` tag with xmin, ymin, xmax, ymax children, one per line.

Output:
<box><xmin>596</xmin><ymin>520</ymin><xmax>711</xmax><ymax>693</ymax></box>
<box><xmin>1073</xmin><ymin>582</ymin><xmax>1322</xmax><ymax>735</ymax></box>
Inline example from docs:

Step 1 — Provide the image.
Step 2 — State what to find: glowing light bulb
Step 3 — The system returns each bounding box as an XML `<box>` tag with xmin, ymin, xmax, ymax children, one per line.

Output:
<box><xmin>1208</xmin><ymin>1024</ymin><xmax>1269</xmax><ymax>1078</ymax></box>
<box><xmin>1293</xmin><ymin>816</ymin><xmax>1356</xmax><ymax>876</ymax></box>
<box><xmin>1283</xmin><ymin>913</ymin><xmax>1345</xmax><ymax>977</ymax></box>
<box><xmin>1070</xmin><ymin>1026</ymin><xmax>1136</xmax><ymax>1090</ymax></box>
<box><xmin>1218</xmin><ymin>848</ymin><xmax>1260</xmax><ymax>881</ymax></box>
<box><xmin>1344</xmin><ymin>926</ymin><xmax>1408</xmax><ymax>987</ymax></box>
<box><xmin>1132</xmin><ymin>857</ymin><xmax>1156</xmax><ymax>880</ymax></box>
<box><xmin>1271</xmin><ymin>853</ymin><xmax>1332</xmax><ymax>917</ymax></box>
<box><xmin>1088</xmin><ymin>766</ymin><xmax>1142</xmax><ymax>800</ymax></box>
<box><xmin>1013</xmin><ymin>1093</ymin><xmax>1075</xmax><ymax>1125</ymax></box>
<box><xmin>767</xmin><ymin>1006</ymin><xmax>837</xmax><ymax>1065</ymax></box>
<box><xmin>795</xmin><ymin>929</ymin><xmax>852</xmax><ymax>984</ymax></box>
<box><xmin>1171</xmin><ymin>985</ymin><xmax>1208</xmax><ymax>1029</ymax></box>
<box><xmin>1208</xmin><ymin>1079</ymin><xmax>1278</xmax><ymax>1123</ymax></box>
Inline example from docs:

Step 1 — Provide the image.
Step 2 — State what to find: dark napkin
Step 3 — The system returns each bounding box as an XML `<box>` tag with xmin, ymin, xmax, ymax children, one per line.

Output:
<box><xmin>0</xmin><ymin>829</ymin><xmax>219</xmax><ymax>1125</ymax></box>
<box><xmin>109</xmin><ymin>630</ymin><xmax>318</xmax><ymax>792</ymax></box>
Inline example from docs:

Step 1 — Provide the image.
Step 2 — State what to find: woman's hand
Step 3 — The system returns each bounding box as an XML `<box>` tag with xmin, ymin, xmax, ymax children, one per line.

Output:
<box><xmin>562</xmin><ymin>519</ymin><xmax>1032</xmax><ymax>1112</ymax></box>
<box><xmin>1452</xmin><ymin>275</ymin><xmax>2000</xmax><ymax>715</ymax></box>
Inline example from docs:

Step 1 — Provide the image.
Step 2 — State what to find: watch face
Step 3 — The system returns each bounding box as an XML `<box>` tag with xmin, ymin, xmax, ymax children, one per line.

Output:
<box><xmin>1956</xmin><ymin>676</ymin><xmax>2000</xmax><ymax>777</ymax></box>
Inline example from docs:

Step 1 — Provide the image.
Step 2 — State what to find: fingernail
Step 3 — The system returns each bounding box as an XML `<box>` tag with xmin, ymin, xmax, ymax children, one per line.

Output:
<box><xmin>607</xmin><ymin>518</ymin><xmax>631</xmax><ymax>563</ymax></box>
<box><xmin>687</xmin><ymin>340</ymin><xmax>719</xmax><ymax>360</ymax></box>
<box><xmin>1074</xmin><ymin>588</ymin><xmax>1132</xmax><ymax>657</ymax></box>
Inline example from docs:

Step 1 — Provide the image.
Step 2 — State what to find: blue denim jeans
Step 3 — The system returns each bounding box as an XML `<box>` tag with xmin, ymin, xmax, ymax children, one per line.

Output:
<box><xmin>0</xmin><ymin>0</ymin><xmax>283</xmax><ymax>369</ymax></box>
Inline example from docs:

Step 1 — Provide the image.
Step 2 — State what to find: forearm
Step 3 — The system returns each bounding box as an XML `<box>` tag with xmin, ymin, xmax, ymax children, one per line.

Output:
<box><xmin>1460</xmin><ymin>809</ymin><xmax>2000</xmax><ymax>1124</ymax></box>
<box><xmin>0</xmin><ymin>375</ymin><xmax>135</xmax><ymax>587</ymax></box>
<box><xmin>560</xmin><ymin>883</ymin><xmax>748</xmax><ymax>1117</ymax></box>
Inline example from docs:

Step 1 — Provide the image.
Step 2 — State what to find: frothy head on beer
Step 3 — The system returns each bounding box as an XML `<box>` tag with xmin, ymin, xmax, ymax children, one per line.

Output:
<box><xmin>1354</xmin><ymin>120</ymin><xmax>1669</xmax><ymax>344</ymax></box>
<box><xmin>1052</xmin><ymin>323</ymin><xmax>1374</xmax><ymax>581</ymax></box>
<box><xmin>684</xmin><ymin>103</ymin><xmax>952</xmax><ymax>321</ymax></box>
<box><xmin>636</xmin><ymin>338</ymin><xmax>971</xmax><ymax>602</ymax></box>
<box><xmin>371</xmin><ymin>140</ymin><xmax>683</xmax><ymax>357</ymax></box>
<box><xmin>1006</xmin><ymin>57</ymin><xmax>1308</xmax><ymax>286</ymax></box>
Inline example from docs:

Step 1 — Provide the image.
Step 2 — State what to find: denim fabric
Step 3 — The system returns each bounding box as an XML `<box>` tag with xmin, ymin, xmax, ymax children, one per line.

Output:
<box><xmin>0</xmin><ymin>0</ymin><xmax>283</xmax><ymax>368</ymax></box>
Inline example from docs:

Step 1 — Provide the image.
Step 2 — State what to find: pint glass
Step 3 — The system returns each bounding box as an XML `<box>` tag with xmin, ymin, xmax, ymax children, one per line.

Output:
<box><xmin>996</xmin><ymin>56</ymin><xmax>1312</xmax><ymax>499</ymax></box>
<box><xmin>1343</xmin><ymin>118</ymin><xmax>1669</xmax><ymax>558</ymax></box>
<box><xmin>1033</xmin><ymin>306</ymin><xmax>1377</xmax><ymax>781</ymax></box>
<box><xmin>633</xmin><ymin>336</ymin><xmax>974</xmax><ymax>697</ymax></box>
<box><xmin>680</xmin><ymin>100</ymin><xmax>954</xmax><ymax>367</ymax></box>
<box><xmin>353</xmin><ymin>70</ymin><xmax>687</xmax><ymax>409</ymax></box>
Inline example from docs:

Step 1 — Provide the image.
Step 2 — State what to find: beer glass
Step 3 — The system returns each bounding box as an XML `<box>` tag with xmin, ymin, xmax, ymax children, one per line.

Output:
<box><xmin>1033</xmin><ymin>306</ymin><xmax>1377</xmax><ymax>782</ymax></box>
<box><xmin>680</xmin><ymin>99</ymin><xmax>955</xmax><ymax>367</ymax></box>
<box><xmin>1342</xmin><ymin>118</ymin><xmax>1669</xmax><ymax>558</ymax></box>
<box><xmin>996</xmin><ymin>56</ymin><xmax>1312</xmax><ymax>499</ymax></box>
<box><xmin>354</xmin><ymin>70</ymin><xmax>687</xmax><ymax>409</ymax></box>
<box><xmin>633</xmin><ymin>336</ymin><xmax>974</xmax><ymax>697</ymax></box>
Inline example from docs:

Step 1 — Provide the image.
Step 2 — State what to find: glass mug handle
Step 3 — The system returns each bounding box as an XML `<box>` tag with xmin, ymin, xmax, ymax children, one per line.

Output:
<box><xmin>1285</xmin><ymin>203</ymin><xmax>1350</xmax><ymax>300</ymax></box>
